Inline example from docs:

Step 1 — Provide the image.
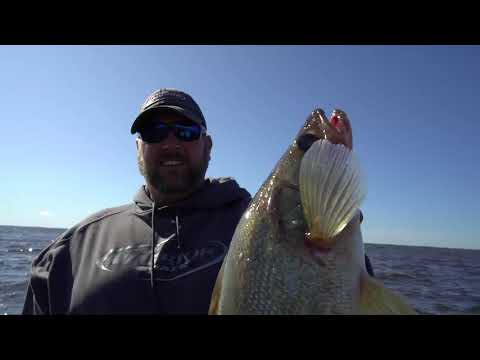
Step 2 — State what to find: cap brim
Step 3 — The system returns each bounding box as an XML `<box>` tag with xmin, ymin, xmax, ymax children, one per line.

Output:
<box><xmin>130</xmin><ymin>105</ymin><xmax>204</xmax><ymax>134</ymax></box>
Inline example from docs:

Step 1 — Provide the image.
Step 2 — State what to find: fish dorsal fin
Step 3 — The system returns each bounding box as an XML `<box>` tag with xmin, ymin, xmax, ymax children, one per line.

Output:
<box><xmin>359</xmin><ymin>273</ymin><xmax>417</xmax><ymax>315</ymax></box>
<box><xmin>209</xmin><ymin>261</ymin><xmax>225</xmax><ymax>315</ymax></box>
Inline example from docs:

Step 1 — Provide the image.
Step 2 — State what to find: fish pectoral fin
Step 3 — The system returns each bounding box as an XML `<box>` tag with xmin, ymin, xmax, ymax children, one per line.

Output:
<box><xmin>359</xmin><ymin>273</ymin><xmax>417</xmax><ymax>315</ymax></box>
<box><xmin>209</xmin><ymin>261</ymin><xmax>225</xmax><ymax>315</ymax></box>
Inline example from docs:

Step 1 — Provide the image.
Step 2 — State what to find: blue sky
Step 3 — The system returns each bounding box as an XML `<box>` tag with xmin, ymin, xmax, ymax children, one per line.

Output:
<box><xmin>0</xmin><ymin>45</ymin><xmax>478</xmax><ymax>249</ymax></box>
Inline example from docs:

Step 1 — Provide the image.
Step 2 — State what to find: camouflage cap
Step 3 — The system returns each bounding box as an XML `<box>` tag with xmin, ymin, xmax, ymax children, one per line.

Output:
<box><xmin>131</xmin><ymin>88</ymin><xmax>206</xmax><ymax>134</ymax></box>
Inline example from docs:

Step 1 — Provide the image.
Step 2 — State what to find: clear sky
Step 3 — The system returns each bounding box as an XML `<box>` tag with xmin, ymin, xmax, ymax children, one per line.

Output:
<box><xmin>1</xmin><ymin>45</ymin><xmax>478</xmax><ymax>249</ymax></box>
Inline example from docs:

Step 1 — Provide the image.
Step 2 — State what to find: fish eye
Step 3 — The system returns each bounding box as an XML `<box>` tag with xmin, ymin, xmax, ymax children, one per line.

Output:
<box><xmin>297</xmin><ymin>133</ymin><xmax>319</xmax><ymax>152</ymax></box>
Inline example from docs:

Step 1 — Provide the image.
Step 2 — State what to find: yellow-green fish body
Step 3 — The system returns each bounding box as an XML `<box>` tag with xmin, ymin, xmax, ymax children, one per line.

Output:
<box><xmin>210</xmin><ymin>109</ymin><xmax>416</xmax><ymax>315</ymax></box>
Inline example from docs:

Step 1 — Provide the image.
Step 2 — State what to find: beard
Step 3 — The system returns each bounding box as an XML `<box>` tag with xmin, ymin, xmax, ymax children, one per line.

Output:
<box><xmin>137</xmin><ymin>147</ymin><xmax>209</xmax><ymax>194</ymax></box>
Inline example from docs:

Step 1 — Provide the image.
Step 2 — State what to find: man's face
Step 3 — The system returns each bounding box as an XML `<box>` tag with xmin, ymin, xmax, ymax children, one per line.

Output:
<box><xmin>136</xmin><ymin>111</ymin><xmax>212</xmax><ymax>195</ymax></box>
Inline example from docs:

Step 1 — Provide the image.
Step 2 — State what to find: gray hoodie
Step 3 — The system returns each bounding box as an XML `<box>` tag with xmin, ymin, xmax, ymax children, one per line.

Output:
<box><xmin>23</xmin><ymin>178</ymin><xmax>251</xmax><ymax>314</ymax></box>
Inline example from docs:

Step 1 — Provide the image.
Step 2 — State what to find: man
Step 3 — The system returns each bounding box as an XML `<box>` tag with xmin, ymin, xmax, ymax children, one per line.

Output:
<box><xmin>23</xmin><ymin>88</ymin><xmax>373</xmax><ymax>314</ymax></box>
<box><xmin>23</xmin><ymin>88</ymin><xmax>252</xmax><ymax>314</ymax></box>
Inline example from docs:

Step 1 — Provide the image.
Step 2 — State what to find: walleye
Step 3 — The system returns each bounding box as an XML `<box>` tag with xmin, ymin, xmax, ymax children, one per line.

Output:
<box><xmin>209</xmin><ymin>108</ymin><xmax>416</xmax><ymax>315</ymax></box>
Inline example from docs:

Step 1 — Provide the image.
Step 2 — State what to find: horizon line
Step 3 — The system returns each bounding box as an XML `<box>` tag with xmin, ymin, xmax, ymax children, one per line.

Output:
<box><xmin>1</xmin><ymin>223</ymin><xmax>478</xmax><ymax>251</ymax></box>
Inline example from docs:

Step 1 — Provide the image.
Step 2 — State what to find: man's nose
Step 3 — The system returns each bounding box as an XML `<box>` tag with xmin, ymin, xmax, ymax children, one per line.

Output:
<box><xmin>160</xmin><ymin>131</ymin><xmax>181</xmax><ymax>151</ymax></box>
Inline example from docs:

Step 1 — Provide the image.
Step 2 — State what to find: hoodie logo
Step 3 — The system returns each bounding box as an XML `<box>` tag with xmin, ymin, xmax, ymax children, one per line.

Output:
<box><xmin>96</xmin><ymin>240</ymin><xmax>228</xmax><ymax>281</ymax></box>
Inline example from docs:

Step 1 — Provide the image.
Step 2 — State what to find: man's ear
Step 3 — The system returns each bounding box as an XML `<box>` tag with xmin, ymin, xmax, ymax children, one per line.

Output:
<box><xmin>205</xmin><ymin>135</ymin><xmax>213</xmax><ymax>159</ymax></box>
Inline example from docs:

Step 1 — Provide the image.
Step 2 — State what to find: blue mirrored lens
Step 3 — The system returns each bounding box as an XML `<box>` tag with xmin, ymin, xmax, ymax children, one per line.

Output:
<box><xmin>175</xmin><ymin>124</ymin><xmax>201</xmax><ymax>140</ymax></box>
<box><xmin>141</xmin><ymin>122</ymin><xmax>202</xmax><ymax>143</ymax></box>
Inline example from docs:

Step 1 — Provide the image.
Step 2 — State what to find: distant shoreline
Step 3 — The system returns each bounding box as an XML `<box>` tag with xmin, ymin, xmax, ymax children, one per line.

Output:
<box><xmin>0</xmin><ymin>224</ymin><xmax>67</xmax><ymax>231</ymax></box>
<box><xmin>1</xmin><ymin>224</ymin><xmax>478</xmax><ymax>252</ymax></box>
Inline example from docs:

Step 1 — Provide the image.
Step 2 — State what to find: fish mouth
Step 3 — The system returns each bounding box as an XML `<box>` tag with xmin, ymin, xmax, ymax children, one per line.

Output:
<box><xmin>294</xmin><ymin>112</ymin><xmax>330</xmax><ymax>152</ymax></box>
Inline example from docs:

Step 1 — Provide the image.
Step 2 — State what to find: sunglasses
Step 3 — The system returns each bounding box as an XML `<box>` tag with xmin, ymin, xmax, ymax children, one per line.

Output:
<box><xmin>139</xmin><ymin>121</ymin><xmax>206</xmax><ymax>143</ymax></box>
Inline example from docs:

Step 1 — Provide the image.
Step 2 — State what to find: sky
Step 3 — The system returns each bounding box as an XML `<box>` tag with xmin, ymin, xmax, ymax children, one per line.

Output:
<box><xmin>0</xmin><ymin>45</ymin><xmax>478</xmax><ymax>250</ymax></box>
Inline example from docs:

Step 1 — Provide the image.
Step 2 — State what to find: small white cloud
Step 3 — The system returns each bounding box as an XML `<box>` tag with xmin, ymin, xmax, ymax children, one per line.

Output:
<box><xmin>39</xmin><ymin>210</ymin><xmax>53</xmax><ymax>217</ymax></box>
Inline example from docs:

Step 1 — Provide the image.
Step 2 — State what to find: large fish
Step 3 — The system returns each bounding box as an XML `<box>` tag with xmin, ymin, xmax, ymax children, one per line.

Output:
<box><xmin>209</xmin><ymin>108</ymin><xmax>416</xmax><ymax>315</ymax></box>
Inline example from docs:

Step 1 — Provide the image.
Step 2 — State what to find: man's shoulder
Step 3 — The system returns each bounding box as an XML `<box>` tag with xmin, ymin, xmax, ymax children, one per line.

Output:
<box><xmin>31</xmin><ymin>203</ymin><xmax>136</xmax><ymax>267</ymax></box>
<box><xmin>80</xmin><ymin>204</ymin><xmax>133</xmax><ymax>225</ymax></box>
<box><xmin>212</xmin><ymin>177</ymin><xmax>252</xmax><ymax>210</ymax></box>
<box><xmin>210</xmin><ymin>177</ymin><xmax>237</xmax><ymax>184</ymax></box>
<box><xmin>206</xmin><ymin>177</ymin><xmax>252</xmax><ymax>200</ymax></box>
<box><xmin>63</xmin><ymin>203</ymin><xmax>134</xmax><ymax>238</ymax></box>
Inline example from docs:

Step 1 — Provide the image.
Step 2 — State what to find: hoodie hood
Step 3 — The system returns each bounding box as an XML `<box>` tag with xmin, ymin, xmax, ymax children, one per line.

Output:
<box><xmin>133</xmin><ymin>177</ymin><xmax>251</xmax><ymax>293</ymax></box>
<box><xmin>133</xmin><ymin>177</ymin><xmax>251</xmax><ymax>211</ymax></box>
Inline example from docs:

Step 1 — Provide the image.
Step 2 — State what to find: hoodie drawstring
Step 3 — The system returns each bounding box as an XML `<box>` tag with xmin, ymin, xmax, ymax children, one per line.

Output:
<box><xmin>175</xmin><ymin>211</ymin><xmax>181</xmax><ymax>250</ymax></box>
<box><xmin>175</xmin><ymin>210</ymin><xmax>190</xmax><ymax>265</ymax></box>
<box><xmin>151</xmin><ymin>202</ymin><xmax>156</xmax><ymax>290</ymax></box>
<box><xmin>151</xmin><ymin>206</ymin><xmax>187</xmax><ymax>290</ymax></box>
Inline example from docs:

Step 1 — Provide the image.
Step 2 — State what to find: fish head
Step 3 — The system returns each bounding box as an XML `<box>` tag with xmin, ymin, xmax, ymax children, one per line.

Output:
<box><xmin>268</xmin><ymin>107</ymin><xmax>365</xmax><ymax>264</ymax></box>
<box><xmin>259</xmin><ymin>108</ymin><xmax>349</xmax><ymax>236</ymax></box>
<box><xmin>274</xmin><ymin>108</ymin><xmax>338</xmax><ymax>188</ymax></box>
